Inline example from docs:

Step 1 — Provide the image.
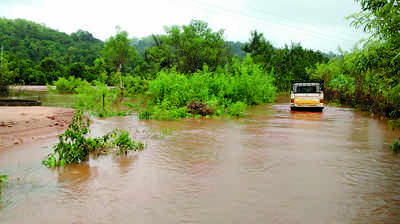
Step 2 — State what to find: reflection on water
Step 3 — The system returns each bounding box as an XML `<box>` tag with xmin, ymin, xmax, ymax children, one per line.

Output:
<box><xmin>8</xmin><ymin>90</ymin><xmax>76</xmax><ymax>107</ymax></box>
<box><xmin>0</xmin><ymin>97</ymin><xmax>400</xmax><ymax>224</ymax></box>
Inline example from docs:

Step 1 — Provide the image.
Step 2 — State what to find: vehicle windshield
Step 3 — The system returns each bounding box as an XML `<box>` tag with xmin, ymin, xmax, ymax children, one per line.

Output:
<box><xmin>296</xmin><ymin>86</ymin><xmax>318</xmax><ymax>93</ymax></box>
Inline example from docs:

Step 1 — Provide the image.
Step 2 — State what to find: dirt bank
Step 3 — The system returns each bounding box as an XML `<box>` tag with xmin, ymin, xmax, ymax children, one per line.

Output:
<box><xmin>0</xmin><ymin>107</ymin><xmax>75</xmax><ymax>149</ymax></box>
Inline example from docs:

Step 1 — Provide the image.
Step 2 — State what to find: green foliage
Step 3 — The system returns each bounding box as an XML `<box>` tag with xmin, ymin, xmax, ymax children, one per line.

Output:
<box><xmin>242</xmin><ymin>31</ymin><xmax>274</xmax><ymax>66</ymax></box>
<box><xmin>0</xmin><ymin>58</ymin><xmax>12</xmax><ymax>96</ymax></box>
<box><xmin>111</xmin><ymin>129</ymin><xmax>144</xmax><ymax>154</ymax></box>
<box><xmin>42</xmin><ymin>111</ymin><xmax>143</xmax><ymax>167</ymax></box>
<box><xmin>242</xmin><ymin>31</ymin><xmax>329</xmax><ymax>92</ymax></box>
<box><xmin>0</xmin><ymin>173</ymin><xmax>7</xmax><ymax>198</ymax></box>
<box><xmin>0</xmin><ymin>18</ymin><xmax>103</xmax><ymax>65</ymax></box>
<box><xmin>53</xmin><ymin>76</ymin><xmax>90</xmax><ymax>94</ymax></box>
<box><xmin>329</xmin><ymin>74</ymin><xmax>356</xmax><ymax>96</ymax></box>
<box><xmin>74</xmin><ymin>81</ymin><xmax>122</xmax><ymax>117</ymax></box>
<box><xmin>228</xmin><ymin>101</ymin><xmax>247</xmax><ymax>117</ymax></box>
<box><xmin>42</xmin><ymin>110</ymin><xmax>91</xmax><ymax>167</ymax></box>
<box><xmin>145</xmin><ymin>20</ymin><xmax>231</xmax><ymax>74</ymax></box>
<box><xmin>392</xmin><ymin>139</ymin><xmax>400</xmax><ymax>153</ymax></box>
<box><xmin>104</xmin><ymin>27</ymin><xmax>137</xmax><ymax>72</ymax></box>
<box><xmin>0</xmin><ymin>174</ymin><xmax>7</xmax><ymax>186</ymax></box>
<box><xmin>0</xmin><ymin>18</ymin><xmax>104</xmax><ymax>85</ymax></box>
<box><xmin>349</xmin><ymin>0</ymin><xmax>400</xmax><ymax>45</ymax></box>
<box><xmin>309</xmin><ymin>40</ymin><xmax>399</xmax><ymax>118</ymax></box>
<box><xmin>140</xmin><ymin>55</ymin><xmax>275</xmax><ymax>119</ymax></box>
<box><xmin>123</xmin><ymin>75</ymin><xmax>149</xmax><ymax>95</ymax></box>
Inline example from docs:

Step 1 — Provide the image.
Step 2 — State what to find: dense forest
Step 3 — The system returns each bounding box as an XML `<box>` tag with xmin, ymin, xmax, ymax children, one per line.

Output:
<box><xmin>0</xmin><ymin>17</ymin><xmax>327</xmax><ymax>89</ymax></box>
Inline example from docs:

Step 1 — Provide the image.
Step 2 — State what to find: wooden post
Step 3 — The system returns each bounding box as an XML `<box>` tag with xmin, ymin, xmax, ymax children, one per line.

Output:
<box><xmin>102</xmin><ymin>92</ymin><xmax>105</xmax><ymax>110</ymax></box>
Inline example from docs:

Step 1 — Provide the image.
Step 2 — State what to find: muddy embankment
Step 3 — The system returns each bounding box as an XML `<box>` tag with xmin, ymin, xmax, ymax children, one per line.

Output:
<box><xmin>0</xmin><ymin>107</ymin><xmax>74</xmax><ymax>149</ymax></box>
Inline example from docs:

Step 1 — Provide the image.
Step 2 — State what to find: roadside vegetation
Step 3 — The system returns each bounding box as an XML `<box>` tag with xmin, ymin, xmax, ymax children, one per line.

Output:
<box><xmin>42</xmin><ymin>110</ymin><xmax>144</xmax><ymax>167</ymax></box>
<box><xmin>307</xmin><ymin>0</ymin><xmax>400</xmax><ymax>150</ymax></box>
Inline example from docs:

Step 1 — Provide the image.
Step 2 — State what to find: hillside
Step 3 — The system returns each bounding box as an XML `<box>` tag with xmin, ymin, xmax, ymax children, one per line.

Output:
<box><xmin>0</xmin><ymin>18</ymin><xmax>103</xmax><ymax>66</ymax></box>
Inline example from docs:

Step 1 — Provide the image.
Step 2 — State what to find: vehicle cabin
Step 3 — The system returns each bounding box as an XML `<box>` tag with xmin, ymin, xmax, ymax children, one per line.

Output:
<box><xmin>290</xmin><ymin>80</ymin><xmax>324</xmax><ymax>112</ymax></box>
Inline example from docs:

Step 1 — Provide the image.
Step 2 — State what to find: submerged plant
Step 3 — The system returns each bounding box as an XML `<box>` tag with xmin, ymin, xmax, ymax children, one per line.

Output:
<box><xmin>111</xmin><ymin>129</ymin><xmax>144</xmax><ymax>155</ymax></box>
<box><xmin>0</xmin><ymin>174</ymin><xmax>7</xmax><ymax>186</ymax></box>
<box><xmin>42</xmin><ymin>110</ymin><xmax>144</xmax><ymax>167</ymax></box>
<box><xmin>0</xmin><ymin>174</ymin><xmax>7</xmax><ymax>198</ymax></box>
<box><xmin>392</xmin><ymin>139</ymin><xmax>400</xmax><ymax>153</ymax></box>
<box><xmin>50</xmin><ymin>76</ymin><xmax>90</xmax><ymax>94</ymax></box>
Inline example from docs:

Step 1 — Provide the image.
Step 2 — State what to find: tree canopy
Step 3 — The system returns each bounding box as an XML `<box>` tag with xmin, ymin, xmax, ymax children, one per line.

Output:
<box><xmin>0</xmin><ymin>18</ymin><xmax>103</xmax><ymax>66</ymax></box>
<box><xmin>145</xmin><ymin>20</ymin><xmax>231</xmax><ymax>74</ymax></box>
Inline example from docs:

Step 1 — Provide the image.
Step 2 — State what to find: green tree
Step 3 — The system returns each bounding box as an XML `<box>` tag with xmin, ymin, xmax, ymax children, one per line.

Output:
<box><xmin>146</xmin><ymin>20</ymin><xmax>231</xmax><ymax>74</ymax></box>
<box><xmin>242</xmin><ymin>30</ymin><xmax>275</xmax><ymax>67</ymax></box>
<box><xmin>67</xmin><ymin>62</ymin><xmax>88</xmax><ymax>80</ymax></box>
<box><xmin>349</xmin><ymin>0</ymin><xmax>400</xmax><ymax>45</ymax></box>
<box><xmin>103</xmin><ymin>27</ymin><xmax>138</xmax><ymax>89</ymax></box>
<box><xmin>242</xmin><ymin>30</ymin><xmax>328</xmax><ymax>91</ymax></box>
<box><xmin>0</xmin><ymin>55</ymin><xmax>12</xmax><ymax>95</ymax></box>
<box><xmin>39</xmin><ymin>57</ymin><xmax>63</xmax><ymax>84</ymax></box>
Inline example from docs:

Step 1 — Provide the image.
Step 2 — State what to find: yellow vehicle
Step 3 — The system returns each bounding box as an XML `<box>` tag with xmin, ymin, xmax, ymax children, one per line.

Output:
<box><xmin>290</xmin><ymin>80</ymin><xmax>324</xmax><ymax>112</ymax></box>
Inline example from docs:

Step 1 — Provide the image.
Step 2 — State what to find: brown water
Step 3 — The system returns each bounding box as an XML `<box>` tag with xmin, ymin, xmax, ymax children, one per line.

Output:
<box><xmin>1</xmin><ymin>97</ymin><xmax>400</xmax><ymax>224</ymax></box>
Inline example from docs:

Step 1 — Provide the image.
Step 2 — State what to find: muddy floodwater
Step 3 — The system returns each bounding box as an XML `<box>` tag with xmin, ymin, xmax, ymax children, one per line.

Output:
<box><xmin>1</xmin><ymin>95</ymin><xmax>400</xmax><ymax>224</ymax></box>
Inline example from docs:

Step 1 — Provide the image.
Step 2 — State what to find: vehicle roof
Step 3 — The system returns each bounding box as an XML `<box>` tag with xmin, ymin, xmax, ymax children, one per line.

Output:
<box><xmin>291</xmin><ymin>80</ymin><xmax>323</xmax><ymax>84</ymax></box>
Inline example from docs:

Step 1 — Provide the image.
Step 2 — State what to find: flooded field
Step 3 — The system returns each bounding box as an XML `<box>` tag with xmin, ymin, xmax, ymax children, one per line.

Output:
<box><xmin>1</xmin><ymin>94</ymin><xmax>399</xmax><ymax>224</ymax></box>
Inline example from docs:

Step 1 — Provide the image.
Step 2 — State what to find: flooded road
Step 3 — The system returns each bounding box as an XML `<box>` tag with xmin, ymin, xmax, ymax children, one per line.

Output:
<box><xmin>1</xmin><ymin>97</ymin><xmax>400</xmax><ymax>224</ymax></box>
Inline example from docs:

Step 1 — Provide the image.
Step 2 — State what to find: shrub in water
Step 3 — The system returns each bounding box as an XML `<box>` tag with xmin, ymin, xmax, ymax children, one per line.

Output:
<box><xmin>51</xmin><ymin>76</ymin><xmax>90</xmax><ymax>94</ymax></box>
<box><xmin>0</xmin><ymin>173</ymin><xmax>7</xmax><ymax>198</ymax></box>
<box><xmin>42</xmin><ymin>110</ymin><xmax>143</xmax><ymax>167</ymax></box>
<box><xmin>141</xmin><ymin>55</ymin><xmax>276</xmax><ymax>119</ymax></box>
<box><xmin>392</xmin><ymin>139</ymin><xmax>400</xmax><ymax>153</ymax></box>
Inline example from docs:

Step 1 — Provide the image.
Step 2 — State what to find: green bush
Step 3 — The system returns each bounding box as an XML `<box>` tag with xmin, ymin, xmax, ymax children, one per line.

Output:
<box><xmin>141</xmin><ymin>55</ymin><xmax>276</xmax><ymax>120</ymax></box>
<box><xmin>42</xmin><ymin>110</ymin><xmax>143</xmax><ymax>167</ymax></box>
<box><xmin>123</xmin><ymin>75</ymin><xmax>149</xmax><ymax>95</ymax></box>
<box><xmin>111</xmin><ymin>129</ymin><xmax>144</xmax><ymax>155</ymax></box>
<box><xmin>228</xmin><ymin>101</ymin><xmax>247</xmax><ymax>117</ymax></box>
<box><xmin>0</xmin><ymin>173</ymin><xmax>7</xmax><ymax>198</ymax></box>
<box><xmin>0</xmin><ymin>64</ymin><xmax>12</xmax><ymax>96</ymax></box>
<box><xmin>309</xmin><ymin>42</ymin><xmax>400</xmax><ymax>118</ymax></box>
<box><xmin>0</xmin><ymin>174</ymin><xmax>7</xmax><ymax>186</ymax></box>
<box><xmin>52</xmin><ymin>76</ymin><xmax>90</xmax><ymax>94</ymax></box>
<box><xmin>392</xmin><ymin>139</ymin><xmax>400</xmax><ymax>153</ymax></box>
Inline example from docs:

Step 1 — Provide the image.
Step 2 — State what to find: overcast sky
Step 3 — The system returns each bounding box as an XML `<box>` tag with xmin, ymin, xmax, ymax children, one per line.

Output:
<box><xmin>0</xmin><ymin>0</ymin><xmax>368</xmax><ymax>52</ymax></box>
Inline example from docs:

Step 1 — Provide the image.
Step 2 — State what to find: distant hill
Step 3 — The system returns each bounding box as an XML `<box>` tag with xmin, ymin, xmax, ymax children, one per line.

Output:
<box><xmin>131</xmin><ymin>35</ymin><xmax>156</xmax><ymax>54</ymax></box>
<box><xmin>226</xmin><ymin>41</ymin><xmax>246</xmax><ymax>59</ymax></box>
<box><xmin>0</xmin><ymin>18</ymin><xmax>103</xmax><ymax>66</ymax></box>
